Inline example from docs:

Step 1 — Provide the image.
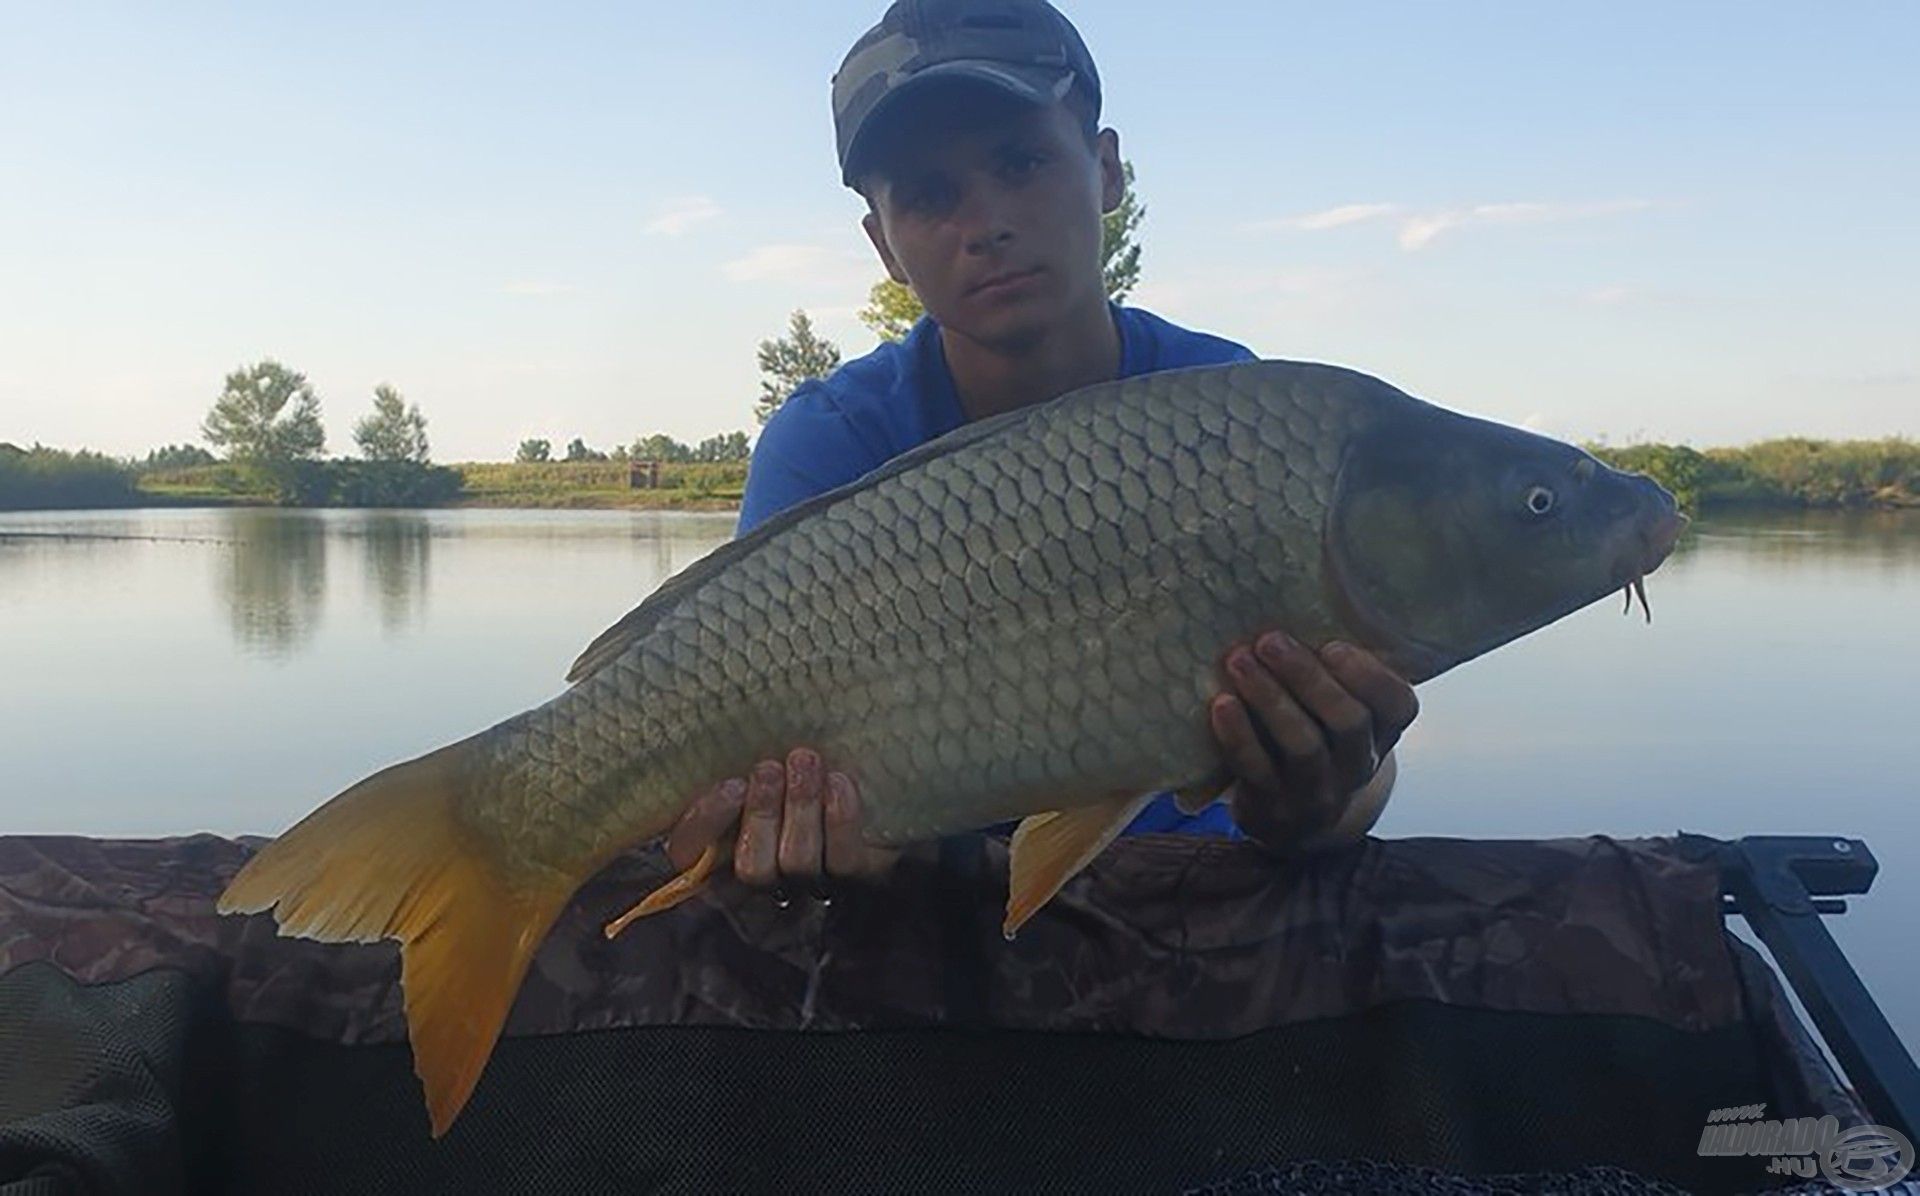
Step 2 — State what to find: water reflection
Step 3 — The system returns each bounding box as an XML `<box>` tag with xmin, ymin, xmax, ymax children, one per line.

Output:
<box><xmin>217</xmin><ymin>510</ymin><xmax>326</xmax><ymax>658</ymax></box>
<box><xmin>358</xmin><ymin>512</ymin><xmax>432</xmax><ymax>633</ymax></box>
<box><xmin>1680</xmin><ymin>508</ymin><xmax>1920</xmax><ymax>570</ymax></box>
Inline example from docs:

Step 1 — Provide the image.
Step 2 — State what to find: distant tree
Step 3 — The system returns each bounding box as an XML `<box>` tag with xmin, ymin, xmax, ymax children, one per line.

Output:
<box><xmin>1101</xmin><ymin>160</ymin><xmax>1145</xmax><ymax>302</ymax></box>
<box><xmin>516</xmin><ymin>438</ymin><xmax>551</xmax><ymax>463</ymax></box>
<box><xmin>140</xmin><ymin>443</ymin><xmax>217</xmax><ymax>471</ymax></box>
<box><xmin>0</xmin><ymin>444</ymin><xmax>137</xmax><ymax>509</ymax></box>
<box><xmin>353</xmin><ymin>384</ymin><xmax>430</xmax><ymax>463</ymax></box>
<box><xmin>691</xmin><ymin>430</ymin><xmax>752</xmax><ymax>463</ymax></box>
<box><xmin>631</xmin><ymin>433</ymin><xmax>692</xmax><ymax>464</ymax></box>
<box><xmin>853</xmin><ymin>159</ymin><xmax>1149</xmax><ymax>341</ymax></box>
<box><xmin>755</xmin><ymin>310</ymin><xmax>841</xmax><ymax>424</ymax></box>
<box><xmin>858</xmin><ymin>278</ymin><xmax>923</xmax><ymax>343</ymax></box>
<box><xmin>202</xmin><ymin>360</ymin><xmax>326</xmax><ymax>465</ymax></box>
<box><xmin>564</xmin><ymin>437</ymin><xmax>607</xmax><ymax>462</ymax></box>
<box><xmin>201</xmin><ymin>360</ymin><xmax>326</xmax><ymax>502</ymax></box>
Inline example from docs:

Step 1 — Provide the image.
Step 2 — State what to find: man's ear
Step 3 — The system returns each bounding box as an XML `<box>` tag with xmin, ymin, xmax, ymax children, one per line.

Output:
<box><xmin>1096</xmin><ymin>128</ymin><xmax>1123</xmax><ymax>215</ymax></box>
<box><xmin>862</xmin><ymin>210</ymin><xmax>911</xmax><ymax>286</ymax></box>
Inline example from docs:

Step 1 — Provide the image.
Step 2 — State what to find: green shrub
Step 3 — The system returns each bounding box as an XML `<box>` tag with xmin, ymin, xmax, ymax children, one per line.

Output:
<box><xmin>0</xmin><ymin>444</ymin><xmax>138</xmax><ymax>509</ymax></box>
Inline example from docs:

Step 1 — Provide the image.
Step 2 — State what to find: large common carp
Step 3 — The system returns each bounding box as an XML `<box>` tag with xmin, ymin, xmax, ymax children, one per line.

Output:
<box><xmin>219</xmin><ymin>359</ymin><xmax>1685</xmax><ymax>1135</ymax></box>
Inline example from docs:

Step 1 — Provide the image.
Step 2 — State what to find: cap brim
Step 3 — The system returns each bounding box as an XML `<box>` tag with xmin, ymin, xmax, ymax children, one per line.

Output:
<box><xmin>841</xmin><ymin>61</ymin><xmax>1074</xmax><ymax>186</ymax></box>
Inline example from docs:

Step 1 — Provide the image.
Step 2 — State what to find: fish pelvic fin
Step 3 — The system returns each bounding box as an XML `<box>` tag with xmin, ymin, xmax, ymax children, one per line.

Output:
<box><xmin>1173</xmin><ymin>767</ymin><xmax>1233</xmax><ymax>816</ymax></box>
<box><xmin>1004</xmin><ymin>792</ymin><xmax>1157</xmax><ymax>940</ymax></box>
<box><xmin>217</xmin><ymin>736</ymin><xmax>574</xmax><ymax>1138</ymax></box>
<box><xmin>604</xmin><ymin>840</ymin><xmax>726</xmax><ymax>938</ymax></box>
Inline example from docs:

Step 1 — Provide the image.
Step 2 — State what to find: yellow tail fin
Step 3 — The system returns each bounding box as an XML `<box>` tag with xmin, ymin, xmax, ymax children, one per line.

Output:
<box><xmin>218</xmin><ymin>736</ymin><xmax>574</xmax><ymax>1137</ymax></box>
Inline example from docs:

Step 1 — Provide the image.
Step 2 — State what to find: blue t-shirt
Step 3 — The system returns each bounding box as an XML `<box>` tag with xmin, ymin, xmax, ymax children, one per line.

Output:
<box><xmin>739</xmin><ymin>304</ymin><xmax>1258</xmax><ymax>837</ymax></box>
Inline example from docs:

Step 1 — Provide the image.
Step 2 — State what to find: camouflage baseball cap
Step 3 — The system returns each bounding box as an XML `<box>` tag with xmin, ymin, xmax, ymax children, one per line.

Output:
<box><xmin>832</xmin><ymin>0</ymin><xmax>1101</xmax><ymax>186</ymax></box>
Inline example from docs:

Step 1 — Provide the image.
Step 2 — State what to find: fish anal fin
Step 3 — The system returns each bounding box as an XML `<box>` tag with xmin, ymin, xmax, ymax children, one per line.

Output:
<box><xmin>217</xmin><ymin>736</ymin><xmax>577</xmax><ymax>1138</ymax></box>
<box><xmin>1004</xmin><ymin>792</ymin><xmax>1156</xmax><ymax>940</ymax></box>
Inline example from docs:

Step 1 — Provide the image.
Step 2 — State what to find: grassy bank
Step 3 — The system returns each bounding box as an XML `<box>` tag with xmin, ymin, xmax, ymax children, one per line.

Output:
<box><xmin>6</xmin><ymin>438</ymin><xmax>1916</xmax><ymax>515</ymax></box>
<box><xmin>1590</xmin><ymin>438</ymin><xmax>1920</xmax><ymax>515</ymax></box>
<box><xmin>450</xmin><ymin>461</ymin><xmax>745</xmax><ymax>510</ymax></box>
<box><xmin>124</xmin><ymin>459</ymin><xmax>746</xmax><ymax>510</ymax></box>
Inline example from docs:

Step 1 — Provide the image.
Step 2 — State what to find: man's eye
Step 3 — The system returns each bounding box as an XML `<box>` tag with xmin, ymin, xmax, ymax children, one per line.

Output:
<box><xmin>900</xmin><ymin>181</ymin><xmax>953</xmax><ymax>212</ymax></box>
<box><xmin>1000</xmin><ymin>152</ymin><xmax>1046</xmax><ymax>178</ymax></box>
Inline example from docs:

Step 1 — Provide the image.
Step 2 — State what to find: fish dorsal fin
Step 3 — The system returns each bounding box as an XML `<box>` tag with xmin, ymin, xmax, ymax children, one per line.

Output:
<box><xmin>1003</xmin><ymin>792</ymin><xmax>1157</xmax><ymax>939</ymax></box>
<box><xmin>564</xmin><ymin>400</ymin><xmax>1056</xmax><ymax>684</ymax></box>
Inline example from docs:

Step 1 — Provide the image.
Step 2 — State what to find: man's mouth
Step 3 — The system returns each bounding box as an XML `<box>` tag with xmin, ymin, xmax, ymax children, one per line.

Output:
<box><xmin>968</xmin><ymin>266</ymin><xmax>1043</xmax><ymax>296</ymax></box>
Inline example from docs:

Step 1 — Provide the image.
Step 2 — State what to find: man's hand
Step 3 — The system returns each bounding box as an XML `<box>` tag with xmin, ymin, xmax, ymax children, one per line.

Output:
<box><xmin>667</xmin><ymin>747</ymin><xmax>901</xmax><ymax>894</ymax></box>
<box><xmin>1209</xmin><ymin>632</ymin><xmax>1419</xmax><ymax>852</ymax></box>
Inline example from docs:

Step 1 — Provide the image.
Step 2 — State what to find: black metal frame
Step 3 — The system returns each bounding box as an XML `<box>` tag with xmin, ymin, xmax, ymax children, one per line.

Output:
<box><xmin>1684</xmin><ymin>833</ymin><xmax>1920</xmax><ymax>1143</ymax></box>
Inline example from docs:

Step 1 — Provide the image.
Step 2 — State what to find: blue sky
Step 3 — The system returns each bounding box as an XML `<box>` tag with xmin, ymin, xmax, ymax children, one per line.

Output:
<box><xmin>3</xmin><ymin>2</ymin><xmax>1915</xmax><ymax>461</ymax></box>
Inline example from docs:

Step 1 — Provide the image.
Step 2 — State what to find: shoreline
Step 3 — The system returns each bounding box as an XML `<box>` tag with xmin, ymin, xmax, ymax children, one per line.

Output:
<box><xmin>5</xmin><ymin>495</ymin><xmax>1919</xmax><ymax>517</ymax></box>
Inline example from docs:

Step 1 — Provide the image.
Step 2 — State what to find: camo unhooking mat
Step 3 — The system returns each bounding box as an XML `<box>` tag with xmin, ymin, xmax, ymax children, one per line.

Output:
<box><xmin>0</xmin><ymin>832</ymin><xmax>1866</xmax><ymax>1194</ymax></box>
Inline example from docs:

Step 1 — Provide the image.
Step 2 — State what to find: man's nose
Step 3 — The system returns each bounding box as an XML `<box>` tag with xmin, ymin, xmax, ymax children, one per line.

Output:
<box><xmin>957</xmin><ymin>184</ymin><xmax>1016</xmax><ymax>254</ymax></box>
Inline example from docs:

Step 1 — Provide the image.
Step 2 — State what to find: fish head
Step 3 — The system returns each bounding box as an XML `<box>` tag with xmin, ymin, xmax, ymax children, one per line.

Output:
<box><xmin>1324</xmin><ymin>404</ymin><xmax>1686</xmax><ymax>683</ymax></box>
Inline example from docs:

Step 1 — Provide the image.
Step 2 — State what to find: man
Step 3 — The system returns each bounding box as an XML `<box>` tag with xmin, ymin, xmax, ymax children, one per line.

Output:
<box><xmin>665</xmin><ymin>0</ymin><xmax>1419</xmax><ymax>894</ymax></box>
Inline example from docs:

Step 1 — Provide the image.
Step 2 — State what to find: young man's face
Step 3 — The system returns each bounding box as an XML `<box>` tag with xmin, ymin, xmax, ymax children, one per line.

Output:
<box><xmin>858</xmin><ymin>88</ymin><xmax>1124</xmax><ymax>351</ymax></box>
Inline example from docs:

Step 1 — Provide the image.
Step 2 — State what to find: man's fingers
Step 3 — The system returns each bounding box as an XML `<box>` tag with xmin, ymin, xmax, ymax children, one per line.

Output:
<box><xmin>1256</xmin><ymin>633</ymin><xmax>1374</xmax><ymax>793</ymax></box>
<box><xmin>734</xmin><ymin>760</ymin><xmax>785</xmax><ymax>887</ymax></box>
<box><xmin>1322</xmin><ymin>641</ymin><xmax>1421</xmax><ymax>756</ymax></box>
<box><xmin>823</xmin><ymin>772</ymin><xmax>900</xmax><ymax>880</ymax></box>
<box><xmin>1209</xmin><ymin>692</ymin><xmax>1283</xmax><ymax>796</ymax></box>
<box><xmin>667</xmin><ymin>777</ymin><xmax>746</xmax><ymax>872</ymax></box>
<box><xmin>776</xmin><ymin>748</ymin><xmax>825</xmax><ymax>888</ymax></box>
<box><xmin>1227</xmin><ymin>643</ymin><xmax>1333</xmax><ymax>798</ymax></box>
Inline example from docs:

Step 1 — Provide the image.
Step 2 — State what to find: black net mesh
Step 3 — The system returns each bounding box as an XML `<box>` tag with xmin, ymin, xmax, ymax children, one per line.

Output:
<box><xmin>1184</xmin><ymin>1159</ymin><xmax>1694</xmax><ymax>1194</ymax></box>
<box><xmin>206</xmin><ymin>996</ymin><xmax>1783</xmax><ymax>1194</ymax></box>
<box><xmin>0</xmin><ymin>966</ymin><xmax>206</xmax><ymax>1195</ymax></box>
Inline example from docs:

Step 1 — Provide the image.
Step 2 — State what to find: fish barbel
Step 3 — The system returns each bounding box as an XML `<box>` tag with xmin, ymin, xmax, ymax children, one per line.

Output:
<box><xmin>218</xmin><ymin>359</ymin><xmax>1685</xmax><ymax>1135</ymax></box>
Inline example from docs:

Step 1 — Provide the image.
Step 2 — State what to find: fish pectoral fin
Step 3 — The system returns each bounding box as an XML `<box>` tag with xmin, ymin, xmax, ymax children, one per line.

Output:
<box><xmin>1004</xmin><ymin>792</ymin><xmax>1157</xmax><ymax>940</ymax></box>
<box><xmin>1172</xmin><ymin>768</ymin><xmax>1232</xmax><ymax>816</ymax></box>
<box><xmin>604</xmin><ymin>842</ymin><xmax>725</xmax><ymax>938</ymax></box>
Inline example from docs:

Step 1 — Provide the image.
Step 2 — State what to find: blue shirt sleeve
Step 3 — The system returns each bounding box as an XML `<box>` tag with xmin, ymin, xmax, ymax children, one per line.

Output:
<box><xmin>737</xmin><ymin>382</ymin><xmax>886</xmax><ymax>536</ymax></box>
<box><xmin>1124</xmin><ymin>794</ymin><xmax>1245</xmax><ymax>838</ymax></box>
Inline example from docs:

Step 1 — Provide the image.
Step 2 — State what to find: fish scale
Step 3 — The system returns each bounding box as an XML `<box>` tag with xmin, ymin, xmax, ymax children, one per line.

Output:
<box><xmin>466</xmin><ymin>361</ymin><xmax>1365</xmax><ymax>874</ymax></box>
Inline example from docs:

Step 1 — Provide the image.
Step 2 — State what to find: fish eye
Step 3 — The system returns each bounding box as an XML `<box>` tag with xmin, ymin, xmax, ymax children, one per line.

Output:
<box><xmin>1525</xmin><ymin>485</ymin><xmax>1557</xmax><ymax>516</ymax></box>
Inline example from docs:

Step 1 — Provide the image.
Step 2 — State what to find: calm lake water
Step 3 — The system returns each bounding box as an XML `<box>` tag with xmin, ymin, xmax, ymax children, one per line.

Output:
<box><xmin>2</xmin><ymin>506</ymin><xmax>1916</xmax><ymax>1048</ymax></box>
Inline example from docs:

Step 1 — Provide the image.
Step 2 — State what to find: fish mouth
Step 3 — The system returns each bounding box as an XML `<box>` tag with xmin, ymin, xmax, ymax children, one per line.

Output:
<box><xmin>1616</xmin><ymin>507</ymin><xmax>1689</xmax><ymax>624</ymax></box>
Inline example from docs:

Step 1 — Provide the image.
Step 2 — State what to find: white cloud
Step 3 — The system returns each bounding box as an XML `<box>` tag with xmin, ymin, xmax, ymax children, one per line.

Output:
<box><xmin>720</xmin><ymin>243</ymin><xmax>877</xmax><ymax>293</ymax></box>
<box><xmin>1584</xmin><ymin>284</ymin><xmax>1636</xmax><ymax>306</ymax></box>
<box><xmin>1397</xmin><ymin>200</ymin><xmax>1654</xmax><ymax>251</ymax></box>
<box><xmin>643</xmin><ymin>195</ymin><xmax>721</xmax><ymax>236</ymax></box>
<box><xmin>1251</xmin><ymin>199</ymin><xmax>1656</xmax><ymax>252</ymax></box>
<box><xmin>498</xmin><ymin>281</ymin><xmax>576</xmax><ymax>296</ymax></box>
<box><xmin>721</xmin><ymin>243</ymin><xmax>836</xmax><ymax>282</ymax></box>
<box><xmin>1133</xmin><ymin>266</ymin><xmax>1355</xmax><ymax>311</ymax></box>
<box><xmin>1243</xmin><ymin>203</ymin><xmax>1399</xmax><ymax>233</ymax></box>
